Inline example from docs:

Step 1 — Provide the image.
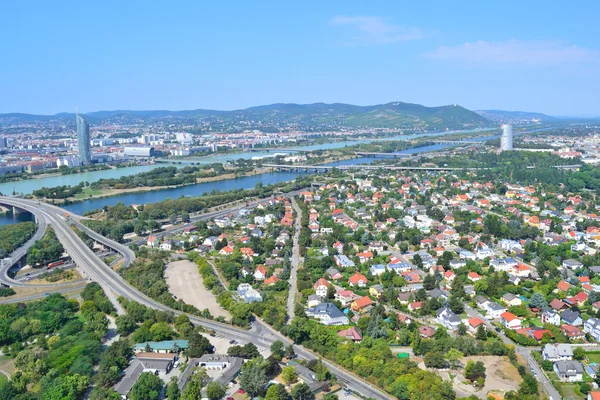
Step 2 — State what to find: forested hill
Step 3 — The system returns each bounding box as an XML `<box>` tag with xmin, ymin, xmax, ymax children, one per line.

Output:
<box><xmin>0</xmin><ymin>101</ymin><xmax>491</xmax><ymax>132</ymax></box>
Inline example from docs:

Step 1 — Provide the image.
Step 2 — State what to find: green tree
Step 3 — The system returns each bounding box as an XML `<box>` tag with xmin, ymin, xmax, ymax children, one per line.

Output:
<box><xmin>457</xmin><ymin>323</ymin><xmax>467</xmax><ymax>336</ymax></box>
<box><xmin>206</xmin><ymin>381</ymin><xmax>226</xmax><ymax>400</ymax></box>
<box><xmin>573</xmin><ymin>347</ymin><xmax>586</xmax><ymax>361</ymax></box>
<box><xmin>166</xmin><ymin>379</ymin><xmax>180</xmax><ymax>400</ymax></box>
<box><xmin>115</xmin><ymin>314</ymin><xmax>137</xmax><ymax>336</ymax></box>
<box><xmin>265</xmin><ymin>383</ymin><xmax>289</xmax><ymax>400</ymax></box>
<box><xmin>282</xmin><ymin>366</ymin><xmax>298</xmax><ymax>385</ymax></box>
<box><xmin>239</xmin><ymin>359</ymin><xmax>267</xmax><ymax>397</ymax></box>
<box><xmin>528</xmin><ymin>292</ymin><xmax>547</xmax><ymax>310</ymax></box>
<box><xmin>445</xmin><ymin>348</ymin><xmax>464</xmax><ymax>369</ymax></box>
<box><xmin>448</xmin><ymin>295</ymin><xmax>464</xmax><ymax>314</ymax></box>
<box><xmin>475</xmin><ymin>325</ymin><xmax>487</xmax><ymax>341</ymax></box>
<box><xmin>129</xmin><ymin>372</ymin><xmax>163</xmax><ymax>400</ymax></box>
<box><xmin>291</xmin><ymin>383</ymin><xmax>315</xmax><ymax>400</ymax></box>
<box><xmin>187</xmin><ymin>332</ymin><xmax>213</xmax><ymax>357</ymax></box>
<box><xmin>464</xmin><ymin>360</ymin><xmax>486</xmax><ymax>382</ymax></box>
<box><xmin>150</xmin><ymin>322</ymin><xmax>174</xmax><ymax>341</ymax></box>
<box><xmin>270</xmin><ymin>340</ymin><xmax>285</xmax><ymax>361</ymax></box>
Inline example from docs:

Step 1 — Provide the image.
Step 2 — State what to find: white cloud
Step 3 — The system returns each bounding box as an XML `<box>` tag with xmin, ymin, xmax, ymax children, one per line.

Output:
<box><xmin>330</xmin><ymin>15</ymin><xmax>423</xmax><ymax>45</ymax></box>
<box><xmin>424</xmin><ymin>39</ymin><xmax>600</xmax><ymax>66</ymax></box>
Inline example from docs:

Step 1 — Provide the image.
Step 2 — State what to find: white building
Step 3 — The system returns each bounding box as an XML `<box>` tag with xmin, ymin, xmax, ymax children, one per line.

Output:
<box><xmin>500</xmin><ymin>124</ymin><xmax>513</xmax><ymax>151</ymax></box>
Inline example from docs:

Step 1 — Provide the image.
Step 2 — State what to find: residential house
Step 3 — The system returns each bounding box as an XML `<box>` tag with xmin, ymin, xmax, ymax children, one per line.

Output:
<box><xmin>500</xmin><ymin>312</ymin><xmax>522</xmax><ymax>330</ymax></box>
<box><xmin>335</xmin><ymin>290</ymin><xmax>360</xmax><ymax>307</ymax></box>
<box><xmin>237</xmin><ymin>283</ymin><xmax>262</xmax><ymax>303</ymax></box>
<box><xmin>337</xmin><ymin>327</ymin><xmax>363</xmax><ymax>342</ymax></box>
<box><xmin>541</xmin><ymin>310</ymin><xmax>561</xmax><ymax>326</ymax></box>
<box><xmin>326</xmin><ymin>268</ymin><xmax>343</xmax><ymax>280</ymax></box>
<box><xmin>484</xmin><ymin>302</ymin><xmax>507</xmax><ymax>319</ymax></box>
<box><xmin>369</xmin><ymin>284</ymin><xmax>384</xmax><ymax>299</ymax></box>
<box><xmin>436</xmin><ymin>307</ymin><xmax>462</xmax><ymax>330</ymax></box>
<box><xmin>419</xmin><ymin>326</ymin><xmax>436</xmax><ymax>338</ymax></box>
<box><xmin>467</xmin><ymin>317</ymin><xmax>485</xmax><ymax>334</ymax></box>
<box><xmin>584</xmin><ymin>318</ymin><xmax>600</xmax><ymax>341</ymax></box>
<box><xmin>306</xmin><ymin>303</ymin><xmax>349</xmax><ymax>326</ymax></box>
<box><xmin>314</xmin><ymin>278</ymin><xmax>330</xmax><ymax>298</ymax></box>
<box><xmin>351</xmin><ymin>296</ymin><xmax>373</xmax><ymax>313</ymax></box>
<box><xmin>348</xmin><ymin>272</ymin><xmax>368</xmax><ymax>288</ymax></box>
<box><xmin>307</xmin><ymin>295</ymin><xmax>323</xmax><ymax>308</ymax></box>
<box><xmin>554</xmin><ymin>360</ymin><xmax>584</xmax><ymax>382</ymax></box>
<box><xmin>561</xmin><ymin>324</ymin><xmax>585</xmax><ymax>340</ymax></box>
<box><xmin>542</xmin><ymin>343</ymin><xmax>573</xmax><ymax>361</ymax></box>
<box><xmin>561</xmin><ymin>310</ymin><xmax>583</xmax><ymax>326</ymax></box>
<box><xmin>502</xmin><ymin>293</ymin><xmax>522</xmax><ymax>307</ymax></box>
<box><xmin>254</xmin><ymin>266</ymin><xmax>267</xmax><ymax>281</ymax></box>
<box><xmin>563</xmin><ymin>259</ymin><xmax>584</xmax><ymax>270</ymax></box>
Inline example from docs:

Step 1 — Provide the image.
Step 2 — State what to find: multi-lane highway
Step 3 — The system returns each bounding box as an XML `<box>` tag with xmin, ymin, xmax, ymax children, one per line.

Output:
<box><xmin>0</xmin><ymin>196</ymin><xmax>393</xmax><ymax>399</ymax></box>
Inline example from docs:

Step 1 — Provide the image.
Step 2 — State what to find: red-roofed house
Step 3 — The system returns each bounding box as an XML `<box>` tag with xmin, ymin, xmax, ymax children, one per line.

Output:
<box><xmin>349</xmin><ymin>272</ymin><xmax>368</xmax><ymax>287</ymax></box>
<box><xmin>338</xmin><ymin>327</ymin><xmax>362</xmax><ymax>342</ymax></box>
<box><xmin>351</xmin><ymin>296</ymin><xmax>373</xmax><ymax>312</ymax></box>
<box><xmin>254</xmin><ymin>265</ymin><xmax>267</xmax><ymax>281</ymax></box>
<box><xmin>219</xmin><ymin>245</ymin><xmax>234</xmax><ymax>255</ymax></box>
<box><xmin>409</xmin><ymin>301</ymin><xmax>423</xmax><ymax>311</ymax></box>
<box><xmin>419</xmin><ymin>326</ymin><xmax>436</xmax><ymax>338</ymax></box>
<box><xmin>500</xmin><ymin>312</ymin><xmax>522</xmax><ymax>330</ymax></box>
<box><xmin>264</xmin><ymin>276</ymin><xmax>280</xmax><ymax>286</ymax></box>
<box><xmin>557</xmin><ymin>280</ymin><xmax>571</xmax><ymax>292</ymax></box>
<box><xmin>468</xmin><ymin>317</ymin><xmax>485</xmax><ymax>334</ymax></box>
<box><xmin>468</xmin><ymin>272</ymin><xmax>482</xmax><ymax>282</ymax></box>
<box><xmin>357</xmin><ymin>251</ymin><xmax>374</xmax><ymax>263</ymax></box>
<box><xmin>561</xmin><ymin>324</ymin><xmax>585</xmax><ymax>340</ymax></box>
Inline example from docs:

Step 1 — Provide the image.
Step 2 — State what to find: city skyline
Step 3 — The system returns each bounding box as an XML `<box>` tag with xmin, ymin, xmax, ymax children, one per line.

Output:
<box><xmin>1</xmin><ymin>1</ymin><xmax>599</xmax><ymax>116</ymax></box>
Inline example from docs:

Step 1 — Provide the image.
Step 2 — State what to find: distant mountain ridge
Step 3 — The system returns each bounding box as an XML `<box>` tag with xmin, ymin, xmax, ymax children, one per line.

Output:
<box><xmin>475</xmin><ymin>109</ymin><xmax>555</xmax><ymax>123</ymax></box>
<box><xmin>0</xmin><ymin>101</ymin><xmax>491</xmax><ymax>131</ymax></box>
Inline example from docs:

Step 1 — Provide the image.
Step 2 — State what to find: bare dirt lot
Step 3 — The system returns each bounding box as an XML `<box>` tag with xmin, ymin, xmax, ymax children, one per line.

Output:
<box><xmin>436</xmin><ymin>356</ymin><xmax>522</xmax><ymax>399</ymax></box>
<box><xmin>165</xmin><ymin>260</ymin><xmax>231</xmax><ymax>320</ymax></box>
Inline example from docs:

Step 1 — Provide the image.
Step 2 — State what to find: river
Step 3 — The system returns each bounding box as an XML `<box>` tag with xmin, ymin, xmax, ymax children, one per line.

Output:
<box><xmin>0</xmin><ymin>125</ymin><xmax>552</xmax><ymax>224</ymax></box>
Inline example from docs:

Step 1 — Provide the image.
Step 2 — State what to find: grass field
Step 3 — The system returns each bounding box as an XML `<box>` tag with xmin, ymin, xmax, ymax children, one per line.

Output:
<box><xmin>0</xmin><ymin>374</ymin><xmax>7</xmax><ymax>387</ymax></box>
<box><xmin>585</xmin><ymin>352</ymin><xmax>600</xmax><ymax>363</ymax></box>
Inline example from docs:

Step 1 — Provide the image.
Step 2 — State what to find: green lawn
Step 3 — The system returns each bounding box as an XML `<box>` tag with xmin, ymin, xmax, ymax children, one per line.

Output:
<box><xmin>527</xmin><ymin>318</ymin><xmax>543</xmax><ymax>327</ymax></box>
<box><xmin>0</xmin><ymin>374</ymin><xmax>7</xmax><ymax>387</ymax></box>
<box><xmin>586</xmin><ymin>352</ymin><xmax>600</xmax><ymax>363</ymax></box>
<box><xmin>74</xmin><ymin>188</ymin><xmax>104</xmax><ymax>199</ymax></box>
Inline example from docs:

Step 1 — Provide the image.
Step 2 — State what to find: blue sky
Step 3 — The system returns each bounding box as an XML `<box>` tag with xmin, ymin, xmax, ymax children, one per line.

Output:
<box><xmin>1</xmin><ymin>1</ymin><xmax>599</xmax><ymax>116</ymax></box>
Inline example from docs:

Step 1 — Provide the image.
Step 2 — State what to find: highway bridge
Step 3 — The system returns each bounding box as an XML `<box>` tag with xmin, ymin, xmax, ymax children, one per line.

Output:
<box><xmin>0</xmin><ymin>195</ymin><xmax>393</xmax><ymax>399</ymax></box>
<box><xmin>263</xmin><ymin>163</ymin><xmax>486</xmax><ymax>172</ymax></box>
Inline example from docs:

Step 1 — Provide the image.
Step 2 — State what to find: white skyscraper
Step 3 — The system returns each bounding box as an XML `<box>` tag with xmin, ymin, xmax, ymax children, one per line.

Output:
<box><xmin>500</xmin><ymin>124</ymin><xmax>513</xmax><ymax>151</ymax></box>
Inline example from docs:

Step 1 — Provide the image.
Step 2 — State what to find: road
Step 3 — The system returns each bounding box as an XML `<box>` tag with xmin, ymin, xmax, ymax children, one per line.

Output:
<box><xmin>286</xmin><ymin>197</ymin><xmax>302</xmax><ymax>323</ymax></box>
<box><xmin>0</xmin><ymin>196</ymin><xmax>393</xmax><ymax>400</ymax></box>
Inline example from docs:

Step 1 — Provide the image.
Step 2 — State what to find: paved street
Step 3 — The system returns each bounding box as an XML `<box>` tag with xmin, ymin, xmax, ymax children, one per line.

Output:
<box><xmin>286</xmin><ymin>197</ymin><xmax>302</xmax><ymax>323</ymax></box>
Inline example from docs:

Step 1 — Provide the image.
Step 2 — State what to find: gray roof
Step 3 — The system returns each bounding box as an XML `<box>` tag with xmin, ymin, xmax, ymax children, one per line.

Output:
<box><xmin>309</xmin><ymin>302</ymin><xmax>345</xmax><ymax>319</ymax></box>
<box><xmin>503</xmin><ymin>293</ymin><xmax>518</xmax><ymax>301</ymax></box>
<box><xmin>436</xmin><ymin>307</ymin><xmax>461</xmax><ymax>323</ymax></box>
<box><xmin>561</xmin><ymin>310</ymin><xmax>581</xmax><ymax>324</ymax></box>
<box><xmin>114</xmin><ymin>359</ymin><xmax>144</xmax><ymax>396</ymax></box>
<box><xmin>543</xmin><ymin>343</ymin><xmax>573</xmax><ymax>358</ymax></box>
<box><xmin>487</xmin><ymin>302</ymin><xmax>506</xmax><ymax>311</ymax></box>
<box><xmin>554</xmin><ymin>360</ymin><xmax>584</xmax><ymax>376</ymax></box>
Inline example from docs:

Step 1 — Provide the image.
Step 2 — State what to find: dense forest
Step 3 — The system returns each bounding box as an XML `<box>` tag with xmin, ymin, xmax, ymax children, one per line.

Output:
<box><xmin>0</xmin><ymin>284</ymin><xmax>114</xmax><ymax>400</ymax></box>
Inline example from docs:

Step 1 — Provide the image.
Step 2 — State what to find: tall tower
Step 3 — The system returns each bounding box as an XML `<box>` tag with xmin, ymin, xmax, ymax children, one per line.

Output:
<box><xmin>500</xmin><ymin>124</ymin><xmax>513</xmax><ymax>151</ymax></box>
<box><xmin>76</xmin><ymin>112</ymin><xmax>91</xmax><ymax>165</ymax></box>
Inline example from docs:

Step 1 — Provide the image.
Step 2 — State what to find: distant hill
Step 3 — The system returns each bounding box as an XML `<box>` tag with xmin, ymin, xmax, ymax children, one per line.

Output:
<box><xmin>475</xmin><ymin>109</ymin><xmax>555</xmax><ymax>123</ymax></box>
<box><xmin>0</xmin><ymin>101</ymin><xmax>491</xmax><ymax>131</ymax></box>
